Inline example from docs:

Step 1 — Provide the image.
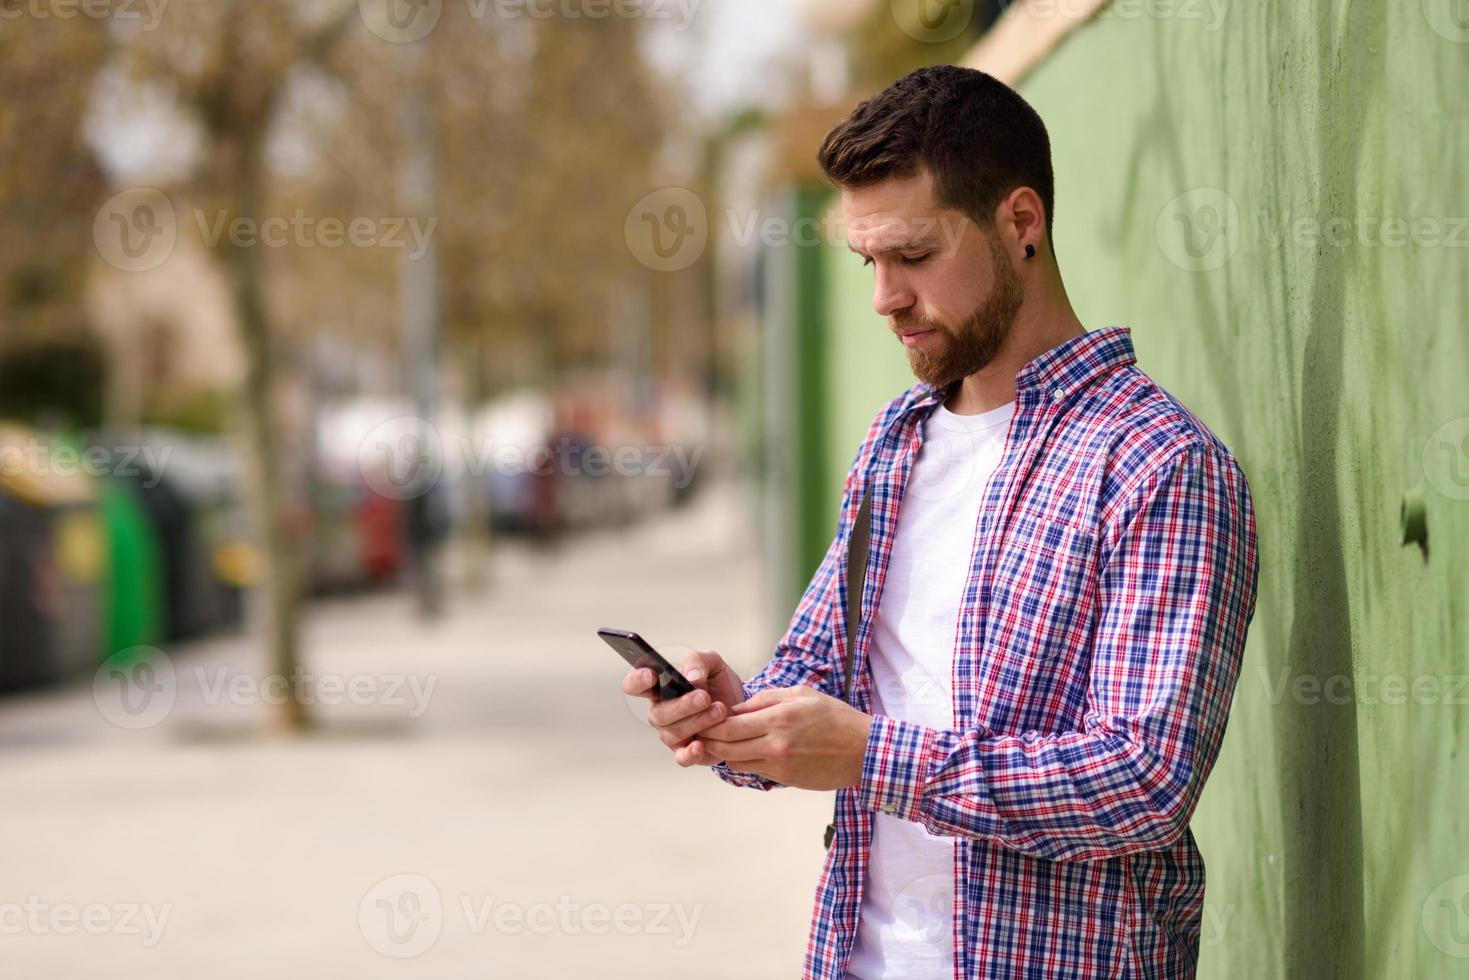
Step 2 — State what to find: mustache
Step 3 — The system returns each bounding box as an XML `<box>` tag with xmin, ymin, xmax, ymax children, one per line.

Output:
<box><xmin>891</xmin><ymin>314</ymin><xmax>945</xmax><ymax>333</ymax></box>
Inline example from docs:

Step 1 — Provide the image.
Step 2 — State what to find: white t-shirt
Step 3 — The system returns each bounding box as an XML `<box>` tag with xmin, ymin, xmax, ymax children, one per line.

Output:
<box><xmin>846</xmin><ymin>397</ymin><xmax>1015</xmax><ymax>980</ymax></box>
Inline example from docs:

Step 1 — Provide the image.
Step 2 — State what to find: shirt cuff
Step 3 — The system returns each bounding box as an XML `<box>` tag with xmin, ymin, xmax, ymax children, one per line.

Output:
<box><xmin>712</xmin><ymin>761</ymin><xmax>778</xmax><ymax>791</ymax></box>
<box><xmin>856</xmin><ymin>714</ymin><xmax>938</xmax><ymax>822</ymax></box>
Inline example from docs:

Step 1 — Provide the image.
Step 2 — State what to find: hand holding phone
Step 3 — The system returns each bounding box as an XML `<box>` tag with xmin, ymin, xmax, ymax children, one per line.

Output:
<box><xmin>598</xmin><ymin>628</ymin><xmax>696</xmax><ymax>700</ymax></box>
<box><xmin>605</xmin><ymin>628</ymin><xmax>748</xmax><ymax>765</ymax></box>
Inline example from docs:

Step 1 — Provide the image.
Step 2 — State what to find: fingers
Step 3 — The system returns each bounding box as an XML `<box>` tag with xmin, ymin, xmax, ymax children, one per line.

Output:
<box><xmin>728</xmin><ymin>687</ymin><xmax>800</xmax><ymax>714</ymax></box>
<box><xmin>622</xmin><ymin>667</ymin><xmax>657</xmax><ymax>699</ymax></box>
<box><xmin>696</xmin><ymin>711</ymin><xmax>766</xmax><ymax>742</ymax></box>
<box><xmin>674</xmin><ymin>739</ymin><xmax>733</xmax><ymax>768</ymax></box>
<box><xmin>698</xmin><ymin>735</ymin><xmax>773</xmax><ymax>763</ymax></box>
<box><xmin>655</xmin><ymin>700</ymin><xmax>728</xmax><ymax>747</ymax></box>
<box><xmin>646</xmin><ymin>686</ymin><xmax>711</xmax><ymax>728</ymax></box>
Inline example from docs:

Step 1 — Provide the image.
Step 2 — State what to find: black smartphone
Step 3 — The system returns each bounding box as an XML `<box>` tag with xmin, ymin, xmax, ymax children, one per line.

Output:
<box><xmin>598</xmin><ymin>628</ymin><xmax>696</xmax><ymax>700</ymax></box>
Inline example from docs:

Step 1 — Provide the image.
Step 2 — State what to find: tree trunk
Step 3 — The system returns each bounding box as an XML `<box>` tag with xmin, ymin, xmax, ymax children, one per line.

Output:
<box><xmin>228</xmin><ymin>148</ymin><xmax>310</xmax><ymax>733</ymax></box>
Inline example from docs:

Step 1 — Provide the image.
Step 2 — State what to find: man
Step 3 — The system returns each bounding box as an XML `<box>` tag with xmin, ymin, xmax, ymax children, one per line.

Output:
<box><xmin>624</xmin><ymin>65</ymin><xmax>1258</xmax><ymax>979</ymax></box>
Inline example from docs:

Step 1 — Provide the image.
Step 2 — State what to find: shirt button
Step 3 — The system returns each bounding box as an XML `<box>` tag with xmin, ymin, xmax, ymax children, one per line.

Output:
<box><xmin>1050</xmin><ymin>387</ymin><xmax>1065</xmax><ymax>402</ymax></box>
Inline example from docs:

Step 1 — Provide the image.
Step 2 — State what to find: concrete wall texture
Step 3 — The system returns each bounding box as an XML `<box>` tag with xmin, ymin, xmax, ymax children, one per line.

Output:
<box><xmin>787</xmin><ymin>4</ymin><xmax>1468</xmax><ymax>976</ymax></box>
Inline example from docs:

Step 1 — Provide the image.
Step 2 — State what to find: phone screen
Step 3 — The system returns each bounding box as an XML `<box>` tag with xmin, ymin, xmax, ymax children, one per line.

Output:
<box><xmin>597</xmin><ymin>628</ymin><xmax>695</xmax><ymax>700</ymax></box>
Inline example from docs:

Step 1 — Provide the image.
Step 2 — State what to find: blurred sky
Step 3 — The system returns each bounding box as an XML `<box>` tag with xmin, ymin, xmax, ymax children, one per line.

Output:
<box><xmin>642</xmin><ymin>0</ymin><xmax>806</xmax><ymax>121</ymax></box>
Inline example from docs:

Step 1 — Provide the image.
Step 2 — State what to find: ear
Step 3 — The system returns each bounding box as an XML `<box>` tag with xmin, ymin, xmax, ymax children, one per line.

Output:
<box><xmin>995</xmin><ymin>186</ymin><xmax>1047</xmax><ymax>260</ymax></box>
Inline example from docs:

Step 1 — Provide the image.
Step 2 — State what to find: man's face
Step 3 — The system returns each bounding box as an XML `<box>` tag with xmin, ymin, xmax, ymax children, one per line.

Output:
<box><xmin>842</xmin><ymin>170</ymin><xmax>1023</xmax><ymax>388</ymax></box>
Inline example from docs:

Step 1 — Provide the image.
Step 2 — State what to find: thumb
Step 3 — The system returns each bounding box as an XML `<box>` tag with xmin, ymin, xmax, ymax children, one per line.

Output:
<box><xmin>681</xmin><ymin>649</ymin><xmax>720</xmax><ymax>686</ymax></box>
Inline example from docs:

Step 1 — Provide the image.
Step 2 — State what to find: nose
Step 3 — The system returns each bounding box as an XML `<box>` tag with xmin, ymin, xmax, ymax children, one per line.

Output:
<box><xmin>871</xmin><ymin>265</ymin><xmax>915</xmax><ymax>319</ymax></box>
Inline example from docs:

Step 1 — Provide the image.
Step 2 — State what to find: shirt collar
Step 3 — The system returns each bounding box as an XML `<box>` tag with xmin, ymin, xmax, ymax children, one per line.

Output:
<box><xmin>904</xmin><ymin>325</ymin><xmax>1136</xmax><ymax>416</ymax></box>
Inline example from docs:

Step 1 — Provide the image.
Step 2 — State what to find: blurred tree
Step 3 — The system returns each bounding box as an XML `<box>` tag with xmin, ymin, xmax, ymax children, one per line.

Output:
<box><xmin>433</xmin><ymin>9</ymin><xmax>666</xmax><ymax>384</ymax></box>
<box><xmin>7</xmin><ymin>0</ymin><xmax>678</xmax><ymax>726</ymax></box>
<box><xmin>421</xmin><ymin>8</ymin><xmax>670</xmax><ymax>582</ymax></box>
<box><xmin>0</xmin><ymin>12</ymin><xmax>109</xmax><ymax>402</ymax></box>
<box><xmin>115</xmin><ymin>0</ymin><xmax>366</xmax><ymax>731</ymax></box>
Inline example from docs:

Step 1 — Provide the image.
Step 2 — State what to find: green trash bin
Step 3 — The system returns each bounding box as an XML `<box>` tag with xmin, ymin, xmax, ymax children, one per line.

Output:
<box><xmin>99</xmin><ymin>478</ymin><xmax>164</xmax><ymax>660</ymax></box>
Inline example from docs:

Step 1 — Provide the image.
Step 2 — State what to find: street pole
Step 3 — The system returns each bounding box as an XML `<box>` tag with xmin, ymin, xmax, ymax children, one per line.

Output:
<box><xmin>398</xmin><ymin>40</ymin><xmax>444</xmax><ymax>619</ymax></box>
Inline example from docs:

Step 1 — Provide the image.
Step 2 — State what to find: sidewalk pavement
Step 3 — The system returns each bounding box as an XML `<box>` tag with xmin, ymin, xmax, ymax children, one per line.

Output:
<box><xmin>0</xmin><ymin>481</ymin><xmax>832</xmax><ymax>979</ymax></box>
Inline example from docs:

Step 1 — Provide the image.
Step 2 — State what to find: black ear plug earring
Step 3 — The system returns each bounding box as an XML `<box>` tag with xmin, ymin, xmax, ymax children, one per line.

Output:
<box><xmin>1024</xmin><ymin>244</ymin><xmax>1036</xmax><ymax>259</ymax></box>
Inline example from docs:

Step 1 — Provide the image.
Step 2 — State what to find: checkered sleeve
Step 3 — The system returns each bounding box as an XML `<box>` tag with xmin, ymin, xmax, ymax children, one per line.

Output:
<box><xmin>712</xmin><ymin>527</ymin><xmax>845</xmax><ymax>791</ymax></box>
<box><xmin>713</xmin><ymin>401</ymin><xmax>897</xmax><ymax>792</ymax></box>
<box><xmin>856</xmin><ymin>445</ymin><xmax>1259</xmax><ymax>860</ymax></box>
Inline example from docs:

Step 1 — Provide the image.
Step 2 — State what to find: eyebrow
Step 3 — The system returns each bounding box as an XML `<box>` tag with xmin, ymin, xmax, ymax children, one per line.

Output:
<box><xmin>847</xmin><ymin>238</ymin><xmax>941</xmax><ymax>257</ymax></box>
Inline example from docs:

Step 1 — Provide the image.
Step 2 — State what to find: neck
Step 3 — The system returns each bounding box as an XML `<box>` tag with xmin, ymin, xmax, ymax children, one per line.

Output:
<box><xmin>944</xmin><ymin>281</ymin><xmax>1085</xmax><ymax>415</ymax></box>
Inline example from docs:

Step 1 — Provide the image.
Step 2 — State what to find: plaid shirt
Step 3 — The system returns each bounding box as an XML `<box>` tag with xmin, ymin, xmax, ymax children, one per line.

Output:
<box><xmin>716</xmin><ymin>326</ymin><xmax>1259</xmax><ymax>979</ymax></box>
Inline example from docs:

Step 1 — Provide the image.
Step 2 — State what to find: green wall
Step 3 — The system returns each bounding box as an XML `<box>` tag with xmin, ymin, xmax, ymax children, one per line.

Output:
<box><xmin>802</xmin><ymin>4</ymin><xmax>1469</xmax><ymax>976</ymax></box>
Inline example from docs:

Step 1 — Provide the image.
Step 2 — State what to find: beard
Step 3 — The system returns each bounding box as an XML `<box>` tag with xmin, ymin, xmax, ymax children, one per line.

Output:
<box><xmin>892</xmin><ymin>236</ymin><xmax>1023</xmax><ymax>388</ymax></box>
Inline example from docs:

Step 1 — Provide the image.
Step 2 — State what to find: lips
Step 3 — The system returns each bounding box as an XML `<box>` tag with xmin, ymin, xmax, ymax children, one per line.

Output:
<box><xmin>898</xmin><ymin>329</ymin><xmax>935</xmax><ymax>347</ymax></box>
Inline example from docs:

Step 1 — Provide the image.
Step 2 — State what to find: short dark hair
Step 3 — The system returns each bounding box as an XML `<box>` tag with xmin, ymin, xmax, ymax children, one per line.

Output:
<box><xmin>818</xmin><ymin>65</ymin><xmax>1055</xmax><ymax>241</ymax></box>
